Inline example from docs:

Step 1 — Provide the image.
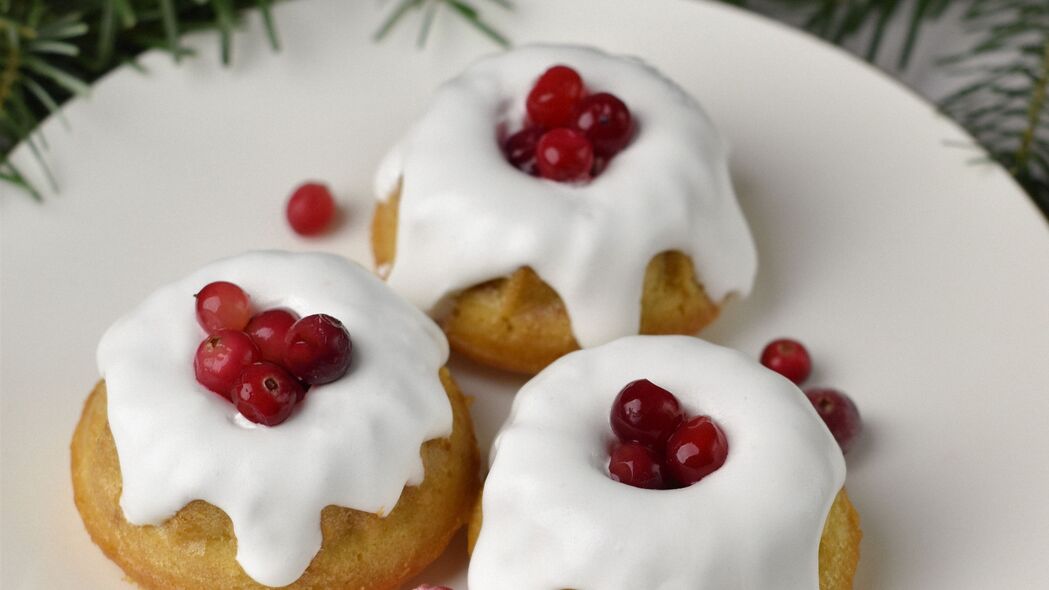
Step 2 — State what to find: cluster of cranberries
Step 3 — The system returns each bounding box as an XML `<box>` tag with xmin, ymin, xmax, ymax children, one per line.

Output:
<box><xmin>760</xmin><ymin>338</ymin><xmax>862</xmax><ymax>454</ymax></box>
<box><xmin>192</xmin><ymin>281</ymin><xmax>352</xmax><ymax>426</ymax></box>
<box><xmin>503</xmin><ymin>65</ymin><xmax>634</xmax><ymax>182</ymax></box>
<box><xmin>606</xmin><ymin>379</ymin><xmax>728</xmax><ymax>490</ymax></box>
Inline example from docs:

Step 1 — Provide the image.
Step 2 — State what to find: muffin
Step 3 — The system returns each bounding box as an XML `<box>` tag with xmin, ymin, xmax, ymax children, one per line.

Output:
<box><xmin>71</xmin><ymin>251</ymin><xmax>480</xmax><ymax>589</ymax></box>
<box><xmin>372</xmin><ymin>44</ymin><xmax>757</xmax><ymax>374</ymax></box>
<box><xmin>467</xmin><ymin>336</ymin><xmax>860</xmax><ymax>588</ymax></box>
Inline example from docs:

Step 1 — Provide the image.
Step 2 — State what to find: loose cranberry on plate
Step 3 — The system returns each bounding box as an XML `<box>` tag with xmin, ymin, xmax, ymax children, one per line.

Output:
<box><xmin>665</xmin><ymin>415</ymin><xmax>729</xmax><ymax>487</ymax></box>
<box><xmin>610</xmin><ymin>379</ymin><xmax>684</xmax><ymax>450</ymax></box>
<box><xmin>246</xmin><ymin>308</ymin><xmax>299</xmax><ymax>364</ymax></box>
<box><xmin>608</xmin><ymin>441</ymin><xmax>666</xmax><ymax>489</ymax></box>
<box><xmin>283</xmin><ymin>314</ymin><xmax>353</xmax><ymax>385</ymax></box>
<box><xmin>231</xmin><ymin>362</ymin><xmax>304</xmax><ymax>426</ymax></box>
<box><xmin>195</xmin><ymin>281</ymin><xmax>252</xmax><ymax>333</ymax></box>
<box><xmin>760</xmin><ymin>338</ymin><xmax>812</xmax><ymax>384</ymax></box>
<box><xmin>286</xmin><ymin>182</ymin><xmax>336</xmax><ymax>236</ymax></box>
<box><xmin>805</xmin><ymin>387</ymin><xmax>862</xmax><ymax>454</ymax></box>
<box><xmin>194</xmin><ymin>330</ymin><xmax>260</xmax><ymax>397</ymax></box>
<box><xmin>526</xmin><ymin>65</ymin><xmax>585</xmax><ymax>128</ymax></box>
<box><xmin>573</xmin><ymin>92</ymin><xmax>633</xmax><ymax>156</ymax></box>
<box><xmin>536</xmin><ymin>128</ymin><xmax>594</xmax><ymax>182</ymax></box>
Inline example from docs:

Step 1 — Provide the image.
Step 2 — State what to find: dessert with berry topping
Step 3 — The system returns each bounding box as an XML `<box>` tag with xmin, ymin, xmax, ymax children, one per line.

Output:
<box><xmin>70</xmin><ymin>251</ymin><xmax>480</xmax><ymax>589</ymax></box>
<box><xmin>372</xmin><ymin>44</ymin><xmax>757</xmax><ymax>373</ymax></box>
<box><xmin>467</xmin><ymin>336</ymin><xmax>860</xmax><ymax>589</ymax></box>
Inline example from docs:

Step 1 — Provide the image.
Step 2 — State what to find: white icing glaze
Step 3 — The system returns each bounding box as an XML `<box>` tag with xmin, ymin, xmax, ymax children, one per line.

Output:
<box><xmin>469</xmin><ymin>336</ymin><xmax>845</xmax><ymax>589</ymax></box>
<box><xmin>376</xmin><ymin>44</ymin><xmax>757</xmax><ymax>347</ymax></box>
<box><xmin>97</xmin><ymin>251</ymin><xmax>452</xmax><ymax>587</ymax></box>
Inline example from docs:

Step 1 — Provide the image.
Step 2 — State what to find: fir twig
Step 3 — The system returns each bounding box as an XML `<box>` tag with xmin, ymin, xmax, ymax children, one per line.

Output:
<box><xmin>1</xmin><ymin>0</ymin><xmax>513</xmax><ymax>201</ymax></box>
<box><xmin>0</xmin><ymin>0</ymin><xmax>280</xmax><ymax>200</ymax></box>
<box><xmin>374</xmin><ymin>0</ymin><xmax>510</xmax><ymax>48</ymax></box>
<box><xmin>735</xmin><ymin>0</ymin><xmax>949</xmax><ymax>66</ymax></box>
<box><xmin>941</xmin><ymin>0</ymin><xmax>1049</xmax><ymax>211</ymax></box>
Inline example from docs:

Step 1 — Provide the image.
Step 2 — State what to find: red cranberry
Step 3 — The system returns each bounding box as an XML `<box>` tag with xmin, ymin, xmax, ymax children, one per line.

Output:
<box><xmin>245</xmin><ymin>308</ymin><xmax>300</xmax><ymax>364</ymax></box>
<box><xmin>526</xmin><ymin>65</ymin><xmax>586</xmax><ymax>129</ymax></box>
<box><xmin>195</xmin><ymin>281</ymin><xmax>252</xmax><ymax>334</ymax></box>
<box><xmin>760</xmin><ymin>338</ymin><xmax>812</xmax><ymax>384</ymax></box>
<box><xmin>231</xmin><ymin>362</ymin><xmax>303</xmax><ymax>426</ymax></box>
<box><xmin>805</xmin><ymin>388</ymin><xmax>862</xmax><ymax>454</ymax></box>
<box><xmin>503</xmin><ymin>127</ymin><xmax>543</xmax><ymax>175</ymax></box>
<box><xmin>665</xmin><ymin>415</ymin><xmax>728</xmax><ymax>487</ymax></box>
<box><xmin>610</xmin><ymin>379</ymin><xmax>684</xmax><ymax>449</ymax></box>
<box><xmin>283</xmin><ymin>314</ymin><xmax>353</xmax><ymax>385</ymax></box>
<box><xmin>573</xmin><ymin>92</ymin><xmax>633</xmax><ymax>156</ymax></box>
<box><xmin>536</xmin><ymin>128</ymin><xmax>594</xmax><ymax>182</ymax></box>
<box><xmin>286</xmin><ymin>182</ymin><xmax>336</xmax><ymax>236</ymax></box>
<box><xmin>608</xmin><ymin>441</ymin><xmax>666</xmax><ymax>489</ymax></box>
<box><xmin>194</xmin><ymin>330</ymin><xmax>260</xmax><ymax>397</ymax></box>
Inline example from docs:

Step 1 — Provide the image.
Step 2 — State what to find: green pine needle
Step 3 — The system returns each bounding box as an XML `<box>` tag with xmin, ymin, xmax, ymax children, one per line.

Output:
<box><xmin>940</xmin><ymin>0</ymin><xmax>1049</xmax><ymax>211</ymax></box>
<box><xmin>374</xmin><ymin>0</ymin><xmax>510</xmax><ymax>48</ymax></box>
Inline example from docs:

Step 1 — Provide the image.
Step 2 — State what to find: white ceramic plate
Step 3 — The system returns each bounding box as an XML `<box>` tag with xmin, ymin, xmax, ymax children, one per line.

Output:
<box><xmin>3</xmin><ymin>0</ymin><xmax>1048</xmax><ymax>588</ymax></box>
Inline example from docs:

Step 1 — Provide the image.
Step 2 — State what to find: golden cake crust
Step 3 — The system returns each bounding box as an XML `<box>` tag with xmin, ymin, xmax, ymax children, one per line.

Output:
<box><xmin>71</xmin><ymin>370</ymin><xmax>479</xmax><ymax>590</ymax></box>
<box><xmin>371</xmin><ymin>187</ymin><xmax>721</xmax><ymax>374</ymax></box>
<box><xmin>467</xmin><ymin>487</ymin><xmax>862</xmax><ymax>590</ymax></box>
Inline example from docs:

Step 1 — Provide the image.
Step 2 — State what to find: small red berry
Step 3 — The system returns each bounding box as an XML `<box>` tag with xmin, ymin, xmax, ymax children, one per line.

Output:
<box><xmin>245</xmin><ymin>308</ymin><xmax>300</xmax><ymax>364</ymax></box>
<box><xmin>610</xmin><ymin>379</ymin><xmax>684</xmax><ymax>450</ymax></box>
<box><xmin>760</xmin><ymin>338</ymin><xmax>812</xmax><ymax>384</ymax></box>
<box><xmin>503</xmin><ymin>127</ymin><xmax>543</xmax><ymax>175</ymax></box>
<box><xmin>194</xmin><ymin>330</ymin><xmax>260</xmax><ymax>397</ymax></box>
<box><xmin>536</xmin><ymin>128</ymin><xmax>594</xmax><ymax>182</ymax></box>
<box><xmin>805</xmin><ymin>388</ymin><xmax>862</xmax><ymax>454</ymax></box>
<box><xmin>195</xmin><ymin>281</ymin><xmax>252</xmax><ymax>334</ymax></box>
<box><xmin>231</xmin><ymin>362</ymin><xmax>303</xmax><ymax>426</ymax></box>
<box><xmin>608</xmin><ymin>441</ymin><xmax>666</xmax><ymax>489</ymax></box>
<box><xmin>286</xmin><ymin>182</ymin><xmax>336</xmax><ymax>236</ymax></box>
<box><xmin>526</xmin><ymin>65</ymin><xmax>586</xmax><ymax>129</ymax></box>
<box><xmin>665</xmin><ymin>415</ymin><xmax>728</xmax><ymax>487</ymax></box>
<box><xmin>573</xmin><ymin>92</ymin><xmax>633</xmax><ymax>156</ymax></box>
<box><xmin>283</xmin><ymin>314</ymin><xmax>353</xmax><ymax>385</ymax></box>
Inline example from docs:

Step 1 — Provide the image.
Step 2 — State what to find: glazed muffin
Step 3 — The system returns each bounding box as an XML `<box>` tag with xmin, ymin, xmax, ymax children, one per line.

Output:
<box><xmin>372</xmin><ymin>44</ymin><xmax>757</xmax><ymax>374</ymax></box>
<box><xmin>467</xmin><ymin>336</ymin><xmax>860</xmax><ymax>588</ymax></box>
<box><xmin>71</xmin><ymin>251</ymin><xmax>480</xmax><ymax>589</ymax></box>
<box><xmin>467</xmin><ymin>490</ymin><xmax>861</xmax><ymax>590</ymax></box>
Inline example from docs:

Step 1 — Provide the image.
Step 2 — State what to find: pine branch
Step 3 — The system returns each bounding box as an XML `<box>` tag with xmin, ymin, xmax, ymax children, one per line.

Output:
<box><xmin>374</xmin><ymin>0</ymin><xmax>510</xmax><ymax>48</ymax></box>
<box><xmin>733</xmin><ymin>0</ymin><xmax>952</xmax><ymax>67</ymax></box>
<box><xmin>1</xmin><ymin>0</ymin><xmax>279</xmax><ymax>200</ymax></box>
<box><xmin>1</xmin><ymin>0</ymin><xmax>510</xmax><ymax>200</ymax></box>
<box><xmin>940</xmin><ymin>0</ymin><xmax>1049</xmax><ymax>211</ymax></box>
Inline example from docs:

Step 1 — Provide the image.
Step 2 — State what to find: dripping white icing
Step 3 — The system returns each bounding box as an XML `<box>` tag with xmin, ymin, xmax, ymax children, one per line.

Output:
<box><xmin>375</xmin><ymin>45</ymin><xmax>757</xmax><ymax>347</ymax></box>
<box><xmin>97</xmin><ymin>251</ymin><xmax>452</xmax><ymax>587</ymax></box>
<box><xmin>469</xmin><ymin>336</ymin><xmax>845</xmax><ymax>589</ymax></box>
